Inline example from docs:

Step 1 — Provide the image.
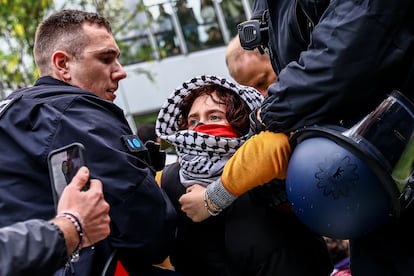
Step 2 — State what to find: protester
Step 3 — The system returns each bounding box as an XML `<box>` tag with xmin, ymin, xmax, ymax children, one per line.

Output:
<box><xmin>180</xmin><ymin>1</ymin><xmax>414</xmax><ymax>275</ymax></box>
<box><xmin>324</xmin><ymin>237</ymin><xmax>351</xmax><ymax>276</ymax></box>
<box><xmin>0</xmin><ymin>9</ymin><xmax>176</xmax><ymax>275</ymax></box>
<box><xmin>0</xmin><ymin>167</ymin><xmax>110</xmax><ymax>276</ymax></box>
<box><xmin>156</xmin><ymin>75</ymin><xmax>332</xmax><ymax>276</ymax></box>
<box><xmin>154</xmin><ymin>4</ymin><xmax>180</xmax><ymax>57</ymax></box>
<box><xmin>220</xmin><ymin>0</ymin><xmax>246</xmax><ymax>36</ymax></box>
<box><xmin>176</xmin><ymin>0</ymin><xmax>201</xmax><ymax>51</ymax></box>
<box><xmin>225</xmin><ymin>35</ymin><xmax>276</xmax><ymax>96</ymax></box>
<box><xmin>200</xmin><ymin>0</ymin><xmax>218</xmax><ymax>30</ymax></box>
<box><xmin>204</xmin><ymin>26</ymin><xmax>223</xmax><ymax>47</ymax></box>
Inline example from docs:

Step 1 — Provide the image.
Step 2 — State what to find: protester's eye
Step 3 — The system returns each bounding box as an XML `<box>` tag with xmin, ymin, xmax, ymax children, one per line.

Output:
<box><xmin>188</xmin><ymin>119</ymin><xmax>200</xmax><ymax>128</ymax></box>
<box><xmin>210</xmin><ymin>114</ymin><xmax>222</xmax><ymax>121</ymax></box>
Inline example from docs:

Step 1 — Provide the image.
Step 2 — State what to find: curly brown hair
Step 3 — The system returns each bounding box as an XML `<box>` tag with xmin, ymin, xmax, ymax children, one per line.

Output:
<box><xmin>178</xmin><ymin>84</ymin><xmax>251</xmax><ymax>136</ymax></box>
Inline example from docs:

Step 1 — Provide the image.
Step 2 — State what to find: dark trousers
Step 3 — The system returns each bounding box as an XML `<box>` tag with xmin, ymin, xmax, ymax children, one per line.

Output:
<box><xmin>350</xmin><ymin>205</ymin><xmax>414</xmax><ymax>276</ymax></box>
<box><xmin>162</xmin><ymin>171</ymin><xmax>332</xmax><ymax>276</ymax></box>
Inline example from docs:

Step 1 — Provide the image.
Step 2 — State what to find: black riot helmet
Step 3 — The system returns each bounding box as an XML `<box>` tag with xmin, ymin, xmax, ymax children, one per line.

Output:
<box><xmin>286</xmin><ymin>90</ymin><xmax>414</xmax><ymax>239</ymax></box>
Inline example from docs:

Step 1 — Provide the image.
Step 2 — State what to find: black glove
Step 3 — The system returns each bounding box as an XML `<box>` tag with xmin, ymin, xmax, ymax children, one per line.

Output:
<box><xmin>144</xmin><ymin>140</ymin><xmax>166</xmax><ymax>171</ymax></box>
<box><xmin>249</xmin><ymin>107</ymin><xmax>266</xmax><ymax>134</ymax></box>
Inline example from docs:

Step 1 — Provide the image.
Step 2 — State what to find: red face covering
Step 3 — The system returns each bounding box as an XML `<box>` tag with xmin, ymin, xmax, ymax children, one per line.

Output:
<box><xmin>193</xmin><ymin>123</ymin><xmax>239</xmax><ymax>138</ymax></box>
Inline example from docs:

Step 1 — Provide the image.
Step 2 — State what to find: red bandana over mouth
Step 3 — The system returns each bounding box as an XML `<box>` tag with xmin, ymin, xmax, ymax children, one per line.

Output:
<box><xmin>193</xmin><ymin>123</ymin><xmax>238</xmax><ymax>138</ymax></box>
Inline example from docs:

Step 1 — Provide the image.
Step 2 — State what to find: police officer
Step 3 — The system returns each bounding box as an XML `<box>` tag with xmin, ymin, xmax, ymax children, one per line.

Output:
<box><xmin>0</xmin><ymin>9</ymin><xmax>176</xmax><ymax>275</ymax></box>
<box><xmin>0</xmin><ymin>167</ymin><xmax>110</xmax><ymax>275</ymax></box>
<box><xmin>180</xmin><ymin>0</ymin><xmax>414</xmax><ymax>275</ymax></box>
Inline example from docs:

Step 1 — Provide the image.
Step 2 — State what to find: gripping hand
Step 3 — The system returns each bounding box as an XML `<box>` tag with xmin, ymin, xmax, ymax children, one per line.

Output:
<box><xmin>249</xmin><ymin>107</ymin><xmax>266</xmax><ymax>134</ymax></box>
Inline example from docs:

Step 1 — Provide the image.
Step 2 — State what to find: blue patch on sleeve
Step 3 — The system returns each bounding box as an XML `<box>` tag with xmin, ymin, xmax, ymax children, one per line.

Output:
<box><xmin>121</xmin><ymin>135</ymin><xmax>147</xmax><ymax>153</ymax></box>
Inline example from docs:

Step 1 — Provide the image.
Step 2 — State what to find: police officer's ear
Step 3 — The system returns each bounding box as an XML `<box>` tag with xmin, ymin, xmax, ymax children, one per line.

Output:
<box><xmin>52</xmin><ymin>51</ymin><xmax>71</xmax><ymax>80</ymax></box>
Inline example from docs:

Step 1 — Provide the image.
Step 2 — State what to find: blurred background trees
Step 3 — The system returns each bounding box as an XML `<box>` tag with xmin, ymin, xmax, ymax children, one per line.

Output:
<box><xmin>0</xmin><ymin>0</ymin><xmax>147</xmax><ymax>99</ymax></box>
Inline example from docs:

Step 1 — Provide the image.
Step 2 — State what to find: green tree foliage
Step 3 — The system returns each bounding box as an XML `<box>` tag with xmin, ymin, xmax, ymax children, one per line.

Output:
<box><xmin>0</xmin><ymin>0</ymin><xmax>150</xmax><ymax>99</ymax></box>
<box><xmin>0</xmin><ymin>0</ymin><xmax>53</xmax><ymax>98</ymax></box>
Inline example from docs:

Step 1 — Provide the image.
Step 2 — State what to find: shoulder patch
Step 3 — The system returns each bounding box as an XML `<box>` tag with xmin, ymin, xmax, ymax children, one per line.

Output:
<box><xmin>121</xmin><ymin>135</ymin><xmax>147</xmax><ymax>153</ymax></box>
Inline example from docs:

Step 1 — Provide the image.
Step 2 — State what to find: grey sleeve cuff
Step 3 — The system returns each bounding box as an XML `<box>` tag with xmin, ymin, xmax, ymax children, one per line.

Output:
<box><xmin>206</xmin><ymin>178</ymin><xmax>238</xmax><ymax>210</ymax></box>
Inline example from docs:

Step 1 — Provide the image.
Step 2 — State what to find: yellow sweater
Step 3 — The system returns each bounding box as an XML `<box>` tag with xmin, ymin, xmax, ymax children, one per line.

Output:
<box><xmin>221</xmin><ymin>131</ymin><xmax>291</xmax><ymax>196</ymax></box>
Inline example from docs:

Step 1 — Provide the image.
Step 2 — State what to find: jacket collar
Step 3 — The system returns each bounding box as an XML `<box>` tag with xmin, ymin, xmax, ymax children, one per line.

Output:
<box><xmin>34</xmin><ymin>76</ymin><xmax>73</xmax><ymax>87</ymax></box>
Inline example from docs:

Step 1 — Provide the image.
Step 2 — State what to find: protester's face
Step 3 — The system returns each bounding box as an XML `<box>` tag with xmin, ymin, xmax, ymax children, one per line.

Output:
<box><xmin>66</xmin><ymin>23</ymin><xmax>127</xmax><ymax>101</ymax></box>
<box><xmin>187</xmin><ymin>91</ymin><xmax>229</xmax><ymax>130</ymax></box>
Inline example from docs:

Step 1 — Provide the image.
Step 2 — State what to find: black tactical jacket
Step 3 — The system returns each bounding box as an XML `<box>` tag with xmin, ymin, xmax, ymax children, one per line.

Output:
<box><xmin>253</xmin><ymin>0</ymin><xmax>414</xmax><ymax>132</ymax></box>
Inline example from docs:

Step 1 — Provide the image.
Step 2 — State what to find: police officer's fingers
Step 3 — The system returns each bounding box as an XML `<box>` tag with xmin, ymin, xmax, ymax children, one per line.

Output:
<box><xmin>68</xmin><ymin>166</ymin><xmax>90</xmax><ymax>191</ymax></box>
<box><xmin>88</xmin><ymin>178</ymin><xmax>103</xmax><ymax>193</ymax></box>
<box><xmin>81</xmin><ymin>191</ymin><xmax>110</xmax><ymax>245</ymax></box>
<box><xmin>86</xmin><ymin>179</ymin><xmax>109</xmax><ymax>213</ymax></box>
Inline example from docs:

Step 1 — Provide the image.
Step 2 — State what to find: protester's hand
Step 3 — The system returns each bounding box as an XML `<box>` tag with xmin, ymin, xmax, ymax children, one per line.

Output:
<box><xmin>179</xmin><ymin>184</ymin><xmax>210</xmax><ymax>222</ymax></box>
<box><xmin>57</xmin><ymin>166</ymin><xmax>110</xmax><ymax>247</ymax></box>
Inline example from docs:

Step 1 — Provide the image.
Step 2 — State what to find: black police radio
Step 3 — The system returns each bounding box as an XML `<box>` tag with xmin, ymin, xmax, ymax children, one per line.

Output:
<box><xmin>237</xmin><ymin>9</ymin><xmax>269</xmax><ymax>54</ymax></box>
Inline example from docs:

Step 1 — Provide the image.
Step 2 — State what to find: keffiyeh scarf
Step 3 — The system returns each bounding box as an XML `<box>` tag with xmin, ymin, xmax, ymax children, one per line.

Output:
<box><xmin>156</xmin><ymin>75</ymin><xmax>263</xmax><ymax>187</ymax></box>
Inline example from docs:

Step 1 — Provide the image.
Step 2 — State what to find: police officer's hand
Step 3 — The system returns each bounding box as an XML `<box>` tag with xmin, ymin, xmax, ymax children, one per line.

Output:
<box><xmin>57</xmin><ymin>167</ymin><xmax>111</xmax><ymax>248</ymax></box>
<box><xmin>249</xmin><ymin>107</ymin><xmax>266</xmax><ymax>134</ymax></box>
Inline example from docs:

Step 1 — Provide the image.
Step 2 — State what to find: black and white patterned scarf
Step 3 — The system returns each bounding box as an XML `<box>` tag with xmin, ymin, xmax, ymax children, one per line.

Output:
<box><xmin>156</xmin><ymin>75</ymin><xmax>263</xmax><ymax>187</ymax></box>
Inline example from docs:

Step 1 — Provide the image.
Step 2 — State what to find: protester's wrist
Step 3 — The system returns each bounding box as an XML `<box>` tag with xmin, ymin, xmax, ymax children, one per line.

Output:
<box><xmin>203</xmin><ymin>190</ymin><xmax>222</xmax><ymax>216</ymax></box>
<box><xmin>206</xmin><ymin>178</ymin><xmax>238</xmax><ymax>210</ymax></box>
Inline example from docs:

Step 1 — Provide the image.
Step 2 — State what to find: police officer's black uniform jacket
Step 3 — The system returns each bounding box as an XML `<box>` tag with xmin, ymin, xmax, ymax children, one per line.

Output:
<box><xmin>251</xmin><ymin>0</ymin><xmax>414</xmax><ymax>275</ymax></box>
<box><xmin>0</xmin><ymin>77</ymin><xmax>176</xmax><ymax>275</ymax></box>
<box><xmin>252</xmin><ymin>0</ymin><xmax>414</xmax><ymax>132</ymax></box>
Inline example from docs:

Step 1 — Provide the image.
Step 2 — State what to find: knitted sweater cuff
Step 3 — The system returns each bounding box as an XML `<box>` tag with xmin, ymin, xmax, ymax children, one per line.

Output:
<box><xmin>206</xmin><ymin>178</ymin><xmax>238</xmax><ymax>209</ymax></box>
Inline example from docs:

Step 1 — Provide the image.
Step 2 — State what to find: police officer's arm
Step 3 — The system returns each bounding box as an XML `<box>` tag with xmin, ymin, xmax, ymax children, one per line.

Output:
<box><xmin>53</xmin><ymin>96</ymin><xmax>176</xmax><ymax>270</ymax></box>
<box><xmin>0</xmin><ymin>167</ymin><xmax>110</xmax><ymax>276</ymax></box>
<box><xmin>261</xmin><ymin>0</ymin><xmax>412</xmax><ymax>133</ymax></box>
<box><xmin>0</xmin><ymin>219</ymin><xmax>67</xmax><ymax>276</ymax></box>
